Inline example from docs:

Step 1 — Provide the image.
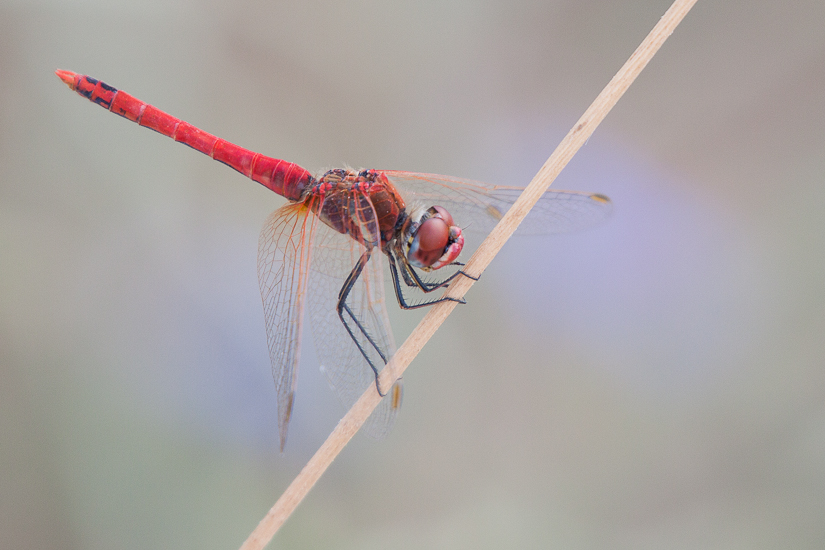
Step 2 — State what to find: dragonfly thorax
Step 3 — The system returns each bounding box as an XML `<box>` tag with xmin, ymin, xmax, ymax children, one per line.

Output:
<box><xmin>312</xmin><ymin>168</ymin><xmax>407</xmax><ymax>246</ymax></box>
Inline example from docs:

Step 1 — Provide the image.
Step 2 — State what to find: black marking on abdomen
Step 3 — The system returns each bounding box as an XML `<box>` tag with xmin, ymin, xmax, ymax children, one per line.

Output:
<box><xmin>77</xmin><ymin>76</ymin><xmax>98</xmax><ymax>99</ymax></box>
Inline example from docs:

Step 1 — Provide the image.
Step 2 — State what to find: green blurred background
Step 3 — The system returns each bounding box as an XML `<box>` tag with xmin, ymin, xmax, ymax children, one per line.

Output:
<box><xmin>3</xmin><ymin>0</ymin><xmax>825</xmax><ymax>548</ymax></box>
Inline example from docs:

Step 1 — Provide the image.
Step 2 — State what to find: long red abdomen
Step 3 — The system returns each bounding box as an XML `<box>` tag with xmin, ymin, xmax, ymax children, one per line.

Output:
<box><xmin>55</xmin><ymin>70</ymin><xmax>312</xmax><ymax>201</ymax></box>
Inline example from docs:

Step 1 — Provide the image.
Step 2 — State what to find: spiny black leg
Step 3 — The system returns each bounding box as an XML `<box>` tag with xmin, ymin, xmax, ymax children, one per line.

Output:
<box><xmin>387</xmin><ymin>254</ymin><xmax>468</xmax><ymax>310</ymax></box>
<box><xmin>339</xmin><ymin>302</ymin><xmax>386</xmax><ymax>396</ymax></box>
<box><xmin>340</xmin><ymin>302</ymin><xmax>387</xmax><ymax>362</ymax></box>
<box><xmin>406</xmin><ymin>264</ymin><xmax>465</xmax><ymax>292</ymax></box>
<box><xmin>337</xmin><ymin>249</ymin><xmax>389</xmax><ymax>396</ymax></box>
<box><xmin>447</xmin><ymin>262</ymin><xmax>480</xmax><ymax>281</ymax></box>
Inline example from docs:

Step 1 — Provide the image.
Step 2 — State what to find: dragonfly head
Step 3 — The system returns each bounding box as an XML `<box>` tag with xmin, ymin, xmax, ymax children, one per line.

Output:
<box><xmin>406</xmin><ymin>206</ymin><xmax>464</xmax><ymax>270</ymax></box>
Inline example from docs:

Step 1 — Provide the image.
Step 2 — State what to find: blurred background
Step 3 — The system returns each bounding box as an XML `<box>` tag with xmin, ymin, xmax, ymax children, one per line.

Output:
<box><xmin>2</xmin><ymin>0</ymin><xmax>824</xmax><ymax>548</ymax></box>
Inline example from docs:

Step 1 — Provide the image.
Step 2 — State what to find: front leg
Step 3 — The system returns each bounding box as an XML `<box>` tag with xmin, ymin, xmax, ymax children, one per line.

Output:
<box><xmin>387</xmin><ymin>252</ymin><xmax>469</xmax><ymax>310</ymax></box>
<box><xmin>405</xmin><ymin>262</ymin><xmax>474</xmax><ymax>293</ymax></box>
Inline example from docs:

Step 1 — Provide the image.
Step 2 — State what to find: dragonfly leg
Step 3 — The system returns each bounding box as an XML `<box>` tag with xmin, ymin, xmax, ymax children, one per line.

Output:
<box><xmin>413</xmin><ymin>265</ymin><xmax>477</xmax><ymax>291</ymax></box>
<box><xmin>448</xmin><ymin>262</ymin><xmax>480</xmax><ymax>281</ymax></box>
<box><xmin>387</xmin><ymin>253</ymin><xmax>467</xmax><ymax>310</ymax></box>
<box><xmin>403</xmin><ymin>255</ymin><xmax>482</xmax><ymax>293</ymax></box>
<box><xmin>337</xmin><ymin>248</ymin><xmax>390</xmax><ymax>396</ymax></box>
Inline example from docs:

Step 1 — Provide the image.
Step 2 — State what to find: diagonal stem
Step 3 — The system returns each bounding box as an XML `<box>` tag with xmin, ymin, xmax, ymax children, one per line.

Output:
<box><xmin>239</xmin><ymin>0</ymin><xmax>699</xmax><ymax>547</ymax></box>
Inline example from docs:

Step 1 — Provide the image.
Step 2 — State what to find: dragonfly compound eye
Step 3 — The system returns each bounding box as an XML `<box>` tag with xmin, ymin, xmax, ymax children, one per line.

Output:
<box><xmin>407</xmin><ymin>207</ymin><xmax>464</xmax><ymax>270</ymax></box>
<box><xmin>417</xmin><ymin>217</ymin><xmax>450</xmax><ymax>254</ymax></box>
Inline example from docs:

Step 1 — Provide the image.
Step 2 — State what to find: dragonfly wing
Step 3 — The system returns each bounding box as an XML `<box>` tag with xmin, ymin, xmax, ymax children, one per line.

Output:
<box><xmin>258</xmin><ymin>200</ymin><xmax>321</xmax><ymax>452</ymax></box>
<box><xmin>307</xmin><ymin>191</ymin><xmax>402</xmax><ymax>440</ymax></box>
<box><xmin>383</xmin><ymin>171</ymin><xmax>612</xmax><ymax>235</ymax></box>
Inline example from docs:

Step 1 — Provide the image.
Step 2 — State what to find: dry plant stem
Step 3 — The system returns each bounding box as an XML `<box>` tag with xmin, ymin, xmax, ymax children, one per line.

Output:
<box><xmin>239</xmin><ymin>0</ymin><xmax>697</xmax><ymax>548</ymax></box>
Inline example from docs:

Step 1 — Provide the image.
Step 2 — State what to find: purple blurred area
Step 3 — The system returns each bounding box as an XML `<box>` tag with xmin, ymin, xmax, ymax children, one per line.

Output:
<box><xmin>3</xmin><ymin>1</ymin><xmax>825</xmax><ymax>548</ymax></box>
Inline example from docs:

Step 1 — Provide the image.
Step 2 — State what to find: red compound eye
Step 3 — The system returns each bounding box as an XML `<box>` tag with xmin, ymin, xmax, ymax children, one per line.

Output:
<box><xmin>407</xmin><ymin>206</ymin><xmax>463</xmax><ymax>269</ymax></box>
<box><xmin>417</xmin><ymin>217</ymin><xmax>450</xmax><ymax>253</ymax></box>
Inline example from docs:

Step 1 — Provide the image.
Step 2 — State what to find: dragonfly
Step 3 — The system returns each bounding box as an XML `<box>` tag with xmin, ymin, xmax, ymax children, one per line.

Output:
<box><xmin>56</xmin><ymin>70</ymin><xmax>611</xmax><ymax>451</ymax></box>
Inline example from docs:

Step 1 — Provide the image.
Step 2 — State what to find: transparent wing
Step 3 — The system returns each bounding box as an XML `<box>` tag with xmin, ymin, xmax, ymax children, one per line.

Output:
<box><xmin>383</xmin><ymin>171</ymin><xmax>612</xmax><ymax>235</ymax></box>
<box><xmin>307</xmin><ymin>191</ymin><xmax>403</xmax><ymax>440</ymax></box>
<box><xmin>257</xmin><ymin>200</ymin><xmax>320</xmax><ymax>452</ymax></box>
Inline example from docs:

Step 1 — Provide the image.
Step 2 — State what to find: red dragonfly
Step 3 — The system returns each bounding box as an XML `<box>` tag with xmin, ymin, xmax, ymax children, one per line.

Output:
<box><xmin>56</xmin><ymin>70</ymin><xmax>611</xmax><ymax>450</ymax></box>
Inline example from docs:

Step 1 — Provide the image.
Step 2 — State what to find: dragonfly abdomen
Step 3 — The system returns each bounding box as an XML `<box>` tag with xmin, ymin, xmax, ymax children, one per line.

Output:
<box><xmin>55</xmin><ymin>70</ymin><xmax>312</xmax><ymax>201</ymax></box>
